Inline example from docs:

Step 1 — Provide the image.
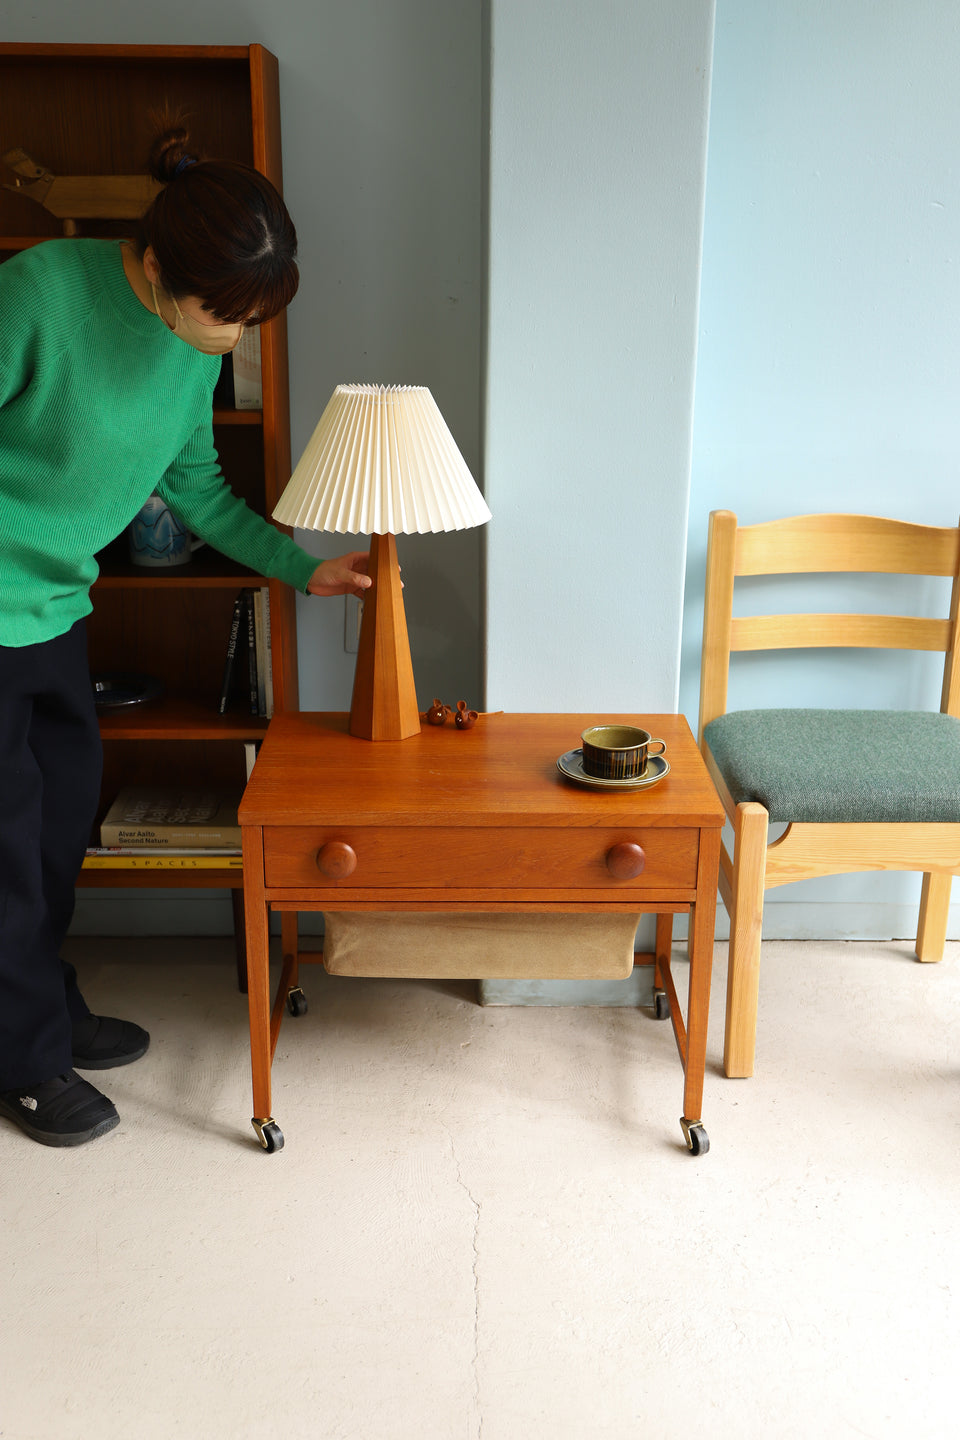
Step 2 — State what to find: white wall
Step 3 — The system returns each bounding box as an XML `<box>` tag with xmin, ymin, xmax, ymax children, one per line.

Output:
<box><xmin>682</xmin><ymin>0</ymin><xmax>960</xmax><ymax>938</ymax></box>
<box><xmin>277</xmin><ymin>3</ymin><xmax>485</xmax><ymax>713</ymax></box>
<box><xmin>4</xmin><ymin>1</ymin><xmax>485</xmax><ymax>714</ymax></box>
<box><xmin>6</xmin><ymin>2</ymin><xmax>484</xmax><ymax>933</ymax></box>
<box><xmin>28</xmin><ymin>0</ymin><xmax>717</xmax><ymax>937</ymax></box>
<box><xmin>485</xmin><ymin>1</ymin><xmax>715</xmax><ymax>712</ymax></box>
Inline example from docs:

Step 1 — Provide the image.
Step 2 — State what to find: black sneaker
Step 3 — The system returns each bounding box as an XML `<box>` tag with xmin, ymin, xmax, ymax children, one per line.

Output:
<box><xmin>72</xmin><ymin>1014</ymin><xmax>150</xmax><ymax>1070</ymax></box>
<box><xmin>0</xmin><ymin>1071</ymin><xmax>119</xmax><ymax>1147</ymax></box>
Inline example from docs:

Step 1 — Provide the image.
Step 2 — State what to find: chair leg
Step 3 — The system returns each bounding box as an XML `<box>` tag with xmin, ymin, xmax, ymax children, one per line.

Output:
<box><xmin>723</xmin><ymin>802</ymin><xmax>769</xmax><ymax>1079</ymax></box>
<box><xmin>916</xmin><ymin>872</ymin><xmax>952</xmax><ymax>962</ymax></box>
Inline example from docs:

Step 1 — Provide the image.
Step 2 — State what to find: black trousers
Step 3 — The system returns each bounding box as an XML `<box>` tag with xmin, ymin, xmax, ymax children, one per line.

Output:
<box><xmin>0</xmin><ymin>620</ymin><xmax>100</xmax><ymax>1089</ymax></box>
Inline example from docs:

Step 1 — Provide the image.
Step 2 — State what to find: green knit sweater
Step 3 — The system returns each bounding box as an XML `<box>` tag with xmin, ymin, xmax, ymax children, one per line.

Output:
<box><xmin>0</xmin><ymin>238</ymin><xmax>316</xmax><ymax>647</ymax></box>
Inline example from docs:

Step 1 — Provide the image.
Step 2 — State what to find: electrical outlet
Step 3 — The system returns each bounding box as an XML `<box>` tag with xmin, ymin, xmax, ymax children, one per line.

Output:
<box><xmin>344</xmin><ymin>594</ymin><xmax>363</xmax><ymax>653</ymax></box>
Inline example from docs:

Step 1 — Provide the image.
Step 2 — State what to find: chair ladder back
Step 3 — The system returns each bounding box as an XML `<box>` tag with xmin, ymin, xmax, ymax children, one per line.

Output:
<box><xmin>699</xmin><ymin>509</ymin><xmax>960</xmax><ymax>740</ymax></box>
<box><xmin>734</xmin><ymin>513</ymin><xmax>960</xmax><ymax>577</ymax></box>
<box><xmin>724</xmin><ymin>511</ymin><xmax>960</xmax><ymax>664</ymax></box>
<box><xmin>698</xmin><ymin>509</ymin><xmax>738</xmax><ymax>741</ymax></box>
<box><xmin>729</xmin><ymin>612</ymin><xmax>953</xmax><ymax>654</ymax></box>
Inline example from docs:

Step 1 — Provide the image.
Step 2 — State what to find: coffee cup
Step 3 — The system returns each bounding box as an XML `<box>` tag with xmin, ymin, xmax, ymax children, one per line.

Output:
<box><xmin>127</xmin><ymin>493</ymin><xmax>205</xmax><ymax>568</ymax></box>
<box><xmin>580</xmin><ymin>724</ymin><xmax>666</xmax><ymax>781</ymax></box>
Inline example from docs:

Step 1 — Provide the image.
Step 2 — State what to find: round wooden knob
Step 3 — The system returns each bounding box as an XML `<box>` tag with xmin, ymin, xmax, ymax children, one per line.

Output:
<box><xmin>605</xmin><ymin>842</ymin><xmax>646</xmax><ymax>880</ymax></box>
<box><xmin>316</xmin><ymin>841</ymin><xmax>358</xmax><ymax>879</ymax></box>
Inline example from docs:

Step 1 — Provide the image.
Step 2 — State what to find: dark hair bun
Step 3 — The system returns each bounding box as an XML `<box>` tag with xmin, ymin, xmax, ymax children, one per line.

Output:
<box><xmin>147</xmin><ymin>115</ymin><xmax>197</xmax><ymax>184</ymax></box>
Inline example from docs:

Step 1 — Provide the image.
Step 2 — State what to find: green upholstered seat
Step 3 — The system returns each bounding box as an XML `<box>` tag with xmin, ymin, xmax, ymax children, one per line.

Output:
<box><xmin>703</xmin><ymin>709</ymin><xmax>960</xmax><ymax>824</ymax></box>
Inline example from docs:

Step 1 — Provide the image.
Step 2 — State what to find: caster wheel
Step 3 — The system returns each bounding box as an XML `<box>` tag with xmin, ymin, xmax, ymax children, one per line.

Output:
<box><xmin>680</xmin><ymin>1118</ymin><xmax>709</xmax><ymax>1156</ymax></box>
<box><xmin>653</xmin><ymin>989</ymin><xmax>670</xmax><ymax>1021</ymax></box>
<box><xmin>252</xmin><ymin>1118</ymin><xmax>284</xmax><ymax>1153</ymax></box>
<box><xmin>687</xmin><ymin>1127</ymin><xmax>709</xmax><ymax>1156</ymax></box>
<box><xmin>287</xmin><ymin>987</ymin><xmax>308</xmax><ymax>1018</ymax></box>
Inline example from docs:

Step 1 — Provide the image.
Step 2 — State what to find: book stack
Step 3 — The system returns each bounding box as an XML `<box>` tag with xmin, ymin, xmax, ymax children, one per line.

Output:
<box><xmin>219</xmin><ymin>587</ymin><xmax>273</xmax><ymax>717</ymax></box>
<box><xmin>83</xmin><ymin>787</ymin><xmax>243</xmax><ymax>870</ymax></box>
<box><xmin>232</xmin><ymin>327</ymin><xmax>262</xmax><ymax>410</ymax></box>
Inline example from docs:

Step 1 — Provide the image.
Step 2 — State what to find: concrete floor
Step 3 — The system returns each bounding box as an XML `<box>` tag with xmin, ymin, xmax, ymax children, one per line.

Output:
<box><xmin>2</xmin><ymin>935</ymin><xmax>959</xmax><ymax>1440</ymax></box>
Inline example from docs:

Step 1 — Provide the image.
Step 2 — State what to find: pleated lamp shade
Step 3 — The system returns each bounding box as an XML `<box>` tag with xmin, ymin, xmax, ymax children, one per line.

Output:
<box><xmin>273</xmin><ymin>384</ymin><xmax>490</xmax><ymax>743</ymax></box>
<box><xmin>272</xmin><ymin>384</ymin><xmax>491</xmax><ymax>535</ymax></box>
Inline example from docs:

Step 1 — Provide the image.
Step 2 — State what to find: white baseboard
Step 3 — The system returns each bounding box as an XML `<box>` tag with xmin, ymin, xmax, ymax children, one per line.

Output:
<box><xmin>701</xmin><ymin>901</ymin><xmax>960</xmax><ymax>944</ymax></box>
<box><xmin>68</xmin><ymin>891</ymin><xmax>326</xmax><ymax>938</ymax></box>
<box><xmin>69</xmin><ymin>893</ymin><xmax>959</xmax><ymax>943</ymax></box>
<box><xmin>69</xmin><ymin>892</ymin><xmax>958</xmax><ymax>1012</ymax></box>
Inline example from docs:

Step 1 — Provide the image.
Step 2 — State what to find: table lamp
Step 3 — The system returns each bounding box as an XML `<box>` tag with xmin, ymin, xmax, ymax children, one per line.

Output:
<box><xmin>273</xmin><ymin>383</ymin><xmax>492</xmax><ymax>741</ymax></box>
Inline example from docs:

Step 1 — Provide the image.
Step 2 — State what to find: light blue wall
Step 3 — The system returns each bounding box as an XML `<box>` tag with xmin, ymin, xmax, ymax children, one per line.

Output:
<box><xmin>682</xmin><ymin>1</ymin><xmax>960</xmax><ymax>938</ymax></box>
<box><xmin>21</xmin><ymin>2</ymin><xmax>954</xmax><ymax>940</ymax></box>
<box><xmin>485</xmin><ymin>1</ymin><xmax>714</xmax><ymax>712</ymax></box>
<box><xmin>479</xmin><ymin>0</ymin><xmax>714</xmax><ymax>1001</ymax></box>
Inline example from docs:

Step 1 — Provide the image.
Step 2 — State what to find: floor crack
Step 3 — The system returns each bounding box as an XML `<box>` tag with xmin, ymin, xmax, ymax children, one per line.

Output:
<box><xmin>441</xmin><ymin>1123</ymin><xmax>482</xmax><ymax>1439</ymax></box>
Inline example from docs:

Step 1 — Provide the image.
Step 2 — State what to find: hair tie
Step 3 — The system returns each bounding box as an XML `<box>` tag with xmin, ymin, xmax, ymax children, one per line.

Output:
<box><xmin>174</xmin><ymin>155</ymin><xmax>197</xmax><ymax>178</ymax></box>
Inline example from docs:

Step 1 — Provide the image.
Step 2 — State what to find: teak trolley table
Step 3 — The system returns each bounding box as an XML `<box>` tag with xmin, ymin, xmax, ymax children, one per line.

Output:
<box><xmin>238</xmin><ymin>712</ymin><xmax>724</xmax><ymax>1154</ymax></box>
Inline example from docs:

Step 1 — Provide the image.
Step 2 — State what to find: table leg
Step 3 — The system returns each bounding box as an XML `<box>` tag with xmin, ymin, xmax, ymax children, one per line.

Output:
<box><xmin>653</xmin><ymin>912</ymin><xmax>674</xmax><ymax>1020</ymax></box>
<box><xmin>230</xmin><ymin>887</ymin><xmax>248</xmax><ymax>993</ymax></box>
<box><xmin>681</xmin><ymin>828</ymin><xmax>721</xmax><ymax>1154</ymax></box>
<box><xmin>279</xmin><ymin>912</ymin><xmax>304</xmax><ymax>1016</ymax></box>
<box><xmin>242</xmin><ymin>825</ymin><xmax>282</xmax><ymax>1152</ymax></box>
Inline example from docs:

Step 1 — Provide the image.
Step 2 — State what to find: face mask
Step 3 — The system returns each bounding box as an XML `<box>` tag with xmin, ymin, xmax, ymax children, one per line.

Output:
<box><xmin>151</xmin><ymin>282</ymin><xmax>244</xmax><ymax>355</ymax></box>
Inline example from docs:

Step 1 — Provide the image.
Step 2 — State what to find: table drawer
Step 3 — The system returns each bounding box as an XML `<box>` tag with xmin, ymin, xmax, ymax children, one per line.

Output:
<box><xmin>262</xmin><ymin>826</ymin><xmax>700</xmax><ymax>891</ymax></box>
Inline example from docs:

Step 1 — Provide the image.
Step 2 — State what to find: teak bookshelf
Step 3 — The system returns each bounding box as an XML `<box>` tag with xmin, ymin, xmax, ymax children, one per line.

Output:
<box><xmin>0</xmin><ymin>43</ymin><xmax>299</xmax><ymax>968</ymax></box>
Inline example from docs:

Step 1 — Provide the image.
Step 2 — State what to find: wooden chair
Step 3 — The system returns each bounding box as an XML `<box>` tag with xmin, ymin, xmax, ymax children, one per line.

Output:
<box><xmin>698</xmin><ymin>511</ymin><xmax>960</xmax><ymax>1077</ymax></box>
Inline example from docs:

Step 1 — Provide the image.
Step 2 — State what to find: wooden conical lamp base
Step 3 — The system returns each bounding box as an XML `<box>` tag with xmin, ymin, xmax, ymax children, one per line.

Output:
<box><xmin>349</xmin><ymin>533</ymin><xmax>421</xmax><ymax>741</ymax></box>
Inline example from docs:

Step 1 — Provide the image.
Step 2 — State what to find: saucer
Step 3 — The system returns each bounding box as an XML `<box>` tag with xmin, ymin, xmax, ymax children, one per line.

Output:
<box><xmin>556</xmin><ymin>749</ymin><xmax>670</xmax><ymax>791</ymax></box>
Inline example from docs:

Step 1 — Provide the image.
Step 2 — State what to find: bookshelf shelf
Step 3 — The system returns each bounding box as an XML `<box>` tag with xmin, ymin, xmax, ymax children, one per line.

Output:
<box><xmin>0</xmin><ymin>42</ymin><xmax>298</xmax><ymax>942</ymax></box>
<box><xmin>213</xmin><ymin>408</ymin><xmax>264</xmax><ymax>426</ymax></box>
<box><xmin>93</xmin><ymin>560</ymin><xmax>269</xmax><ymax>589</ymax></box>
<box><xmin>96</xmin><ymin>697</ymin><xmax>269</xmax><ymax>741</ymax></box>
